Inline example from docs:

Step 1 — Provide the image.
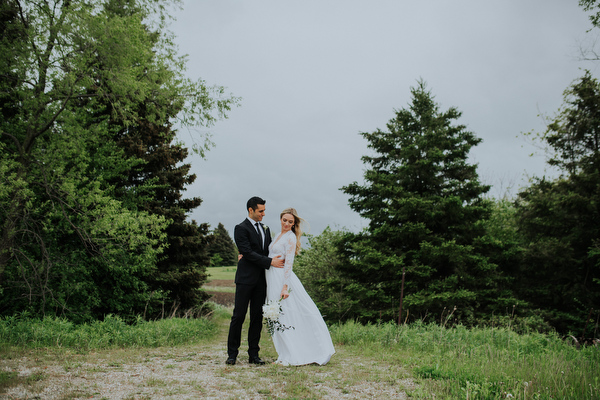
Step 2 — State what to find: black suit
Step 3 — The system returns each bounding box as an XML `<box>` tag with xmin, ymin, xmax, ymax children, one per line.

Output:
<box><xmin>227</xmin><ymin>218</ymin><xmax>273</xmax><ymax>359</ymax></box>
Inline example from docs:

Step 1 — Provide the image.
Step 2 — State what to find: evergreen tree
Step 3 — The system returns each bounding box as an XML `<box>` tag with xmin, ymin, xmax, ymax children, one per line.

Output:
<box><xmin>341</xmin><ymin>81</ymin><xmax>502</xmax><ymax>324</ymax></box>
<box><xmin>208</xmin><ymin>223</ymin><xmax>237</xmax><ymax>266</ymax></box>
<box><xmin>111</xmin><ymin>115</ymin><xmax>212</xmax><ymax>315</ymax></box>
<box><xmin>515</xmin><ymin>71</ymin><xmax>600</xmax><ymax>334</ymax></box>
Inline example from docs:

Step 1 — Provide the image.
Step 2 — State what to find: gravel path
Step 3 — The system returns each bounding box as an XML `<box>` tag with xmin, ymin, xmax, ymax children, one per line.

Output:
<box><xmin>1</xmin><ymin>339</ymin><xmax>415</xmax><ymax>399</ymax></box>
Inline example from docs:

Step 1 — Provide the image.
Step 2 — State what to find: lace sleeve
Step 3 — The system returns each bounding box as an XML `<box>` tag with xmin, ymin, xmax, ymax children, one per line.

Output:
<box><xmin>282</xmin><ymin>232</ymin><xmax>296</xmax><ymax>288</ymax></box>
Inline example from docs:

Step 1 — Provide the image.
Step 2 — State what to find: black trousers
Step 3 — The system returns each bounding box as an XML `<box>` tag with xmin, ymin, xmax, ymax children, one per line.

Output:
<box><xmin>227</xmin><ymin>282</ymin><xmax>266</xmax><ymax>359</ymax></box>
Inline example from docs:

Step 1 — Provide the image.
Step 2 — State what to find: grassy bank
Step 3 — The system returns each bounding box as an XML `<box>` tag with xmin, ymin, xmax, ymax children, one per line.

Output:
<box><xmin>0</xmin><ymin>313</ymin><xmax>218</xmax><ymax>350</ymax></box>
<box><xmin>332</xmin><ymin>321</ymin><xmax>599</xmax><ymax>399</ymax></box>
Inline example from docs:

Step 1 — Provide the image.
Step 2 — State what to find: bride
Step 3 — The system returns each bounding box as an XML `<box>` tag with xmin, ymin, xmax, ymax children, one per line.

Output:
<box><xmin>265</xmin><ymin>208</ymin><xmax>335</xmax><ymax>366</ymax></box>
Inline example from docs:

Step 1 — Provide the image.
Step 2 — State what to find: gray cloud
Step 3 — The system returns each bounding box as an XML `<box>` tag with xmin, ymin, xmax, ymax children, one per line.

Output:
<box><xmin>170</xmin><ymin>0</ymin><xmax>593</xmax><ymax>237</ymax></box>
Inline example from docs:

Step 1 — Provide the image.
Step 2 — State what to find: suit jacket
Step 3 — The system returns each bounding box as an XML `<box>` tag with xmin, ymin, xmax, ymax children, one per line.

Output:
<box><xmin>234</xmin><ymin>218</ymin><xmax>273</xmax><ymax>285</ymax></box>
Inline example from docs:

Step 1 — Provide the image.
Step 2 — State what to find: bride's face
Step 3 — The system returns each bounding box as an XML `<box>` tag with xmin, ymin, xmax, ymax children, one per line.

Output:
<box><xmin>280</xmin><ymin>213</ymin><xmax>295</xmax><ymax>233</ymax></box>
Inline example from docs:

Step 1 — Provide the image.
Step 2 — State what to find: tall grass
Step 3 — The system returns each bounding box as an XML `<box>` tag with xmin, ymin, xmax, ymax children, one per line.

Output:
<box><xmin>0</xmin><ymin>314</ymin><xmax>217</xmax><ymax>350</ymax></box>
<box><xmin>331</xmin><ymin>321</ymin><xmax>600</xmax><ymax>399</ymax></box>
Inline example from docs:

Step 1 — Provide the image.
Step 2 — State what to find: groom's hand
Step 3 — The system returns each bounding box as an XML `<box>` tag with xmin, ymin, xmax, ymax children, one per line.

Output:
<box><xmin>271</xmin><ymin>255</ymin><xmax>284</xmax><ymax>268</ymax></box>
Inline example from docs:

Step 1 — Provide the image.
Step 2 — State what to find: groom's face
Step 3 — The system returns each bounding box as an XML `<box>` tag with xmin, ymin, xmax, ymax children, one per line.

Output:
<box><xmin>249</xmin><ymin>204</ymin><xmax>265</xmax><ymax>222</ymax></box>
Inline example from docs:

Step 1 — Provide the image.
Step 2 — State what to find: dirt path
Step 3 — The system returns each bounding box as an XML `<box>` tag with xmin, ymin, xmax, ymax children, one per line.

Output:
<box><xmin>0</xmin><ymin>304</ymin><xmax>415</xmax><ymax>399</ymax></box>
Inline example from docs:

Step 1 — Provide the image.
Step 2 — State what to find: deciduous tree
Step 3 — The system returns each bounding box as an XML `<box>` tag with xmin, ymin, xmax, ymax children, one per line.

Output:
<box><xmin>294</xmin><ymin>227</ymin><xmax>353</xmax><ymax>322</ymax></box>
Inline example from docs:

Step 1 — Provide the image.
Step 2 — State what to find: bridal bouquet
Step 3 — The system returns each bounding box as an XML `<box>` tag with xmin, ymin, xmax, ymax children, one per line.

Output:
<box><xmin>262</xmin><ymin>299</ymin><xmax>294</xmax><ymax>335</ymax></box>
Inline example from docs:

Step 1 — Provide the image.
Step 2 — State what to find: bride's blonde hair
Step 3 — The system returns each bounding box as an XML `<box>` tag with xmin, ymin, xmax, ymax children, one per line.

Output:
<box><xmin>280</xmin><ymin>208</ymin><xmax>306</xmax><ymax>255</ymax></box>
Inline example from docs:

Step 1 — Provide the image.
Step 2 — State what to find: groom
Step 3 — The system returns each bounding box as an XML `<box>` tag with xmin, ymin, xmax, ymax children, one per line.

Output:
<box><xmin>226</xmin><ymin>196</ymin><xmax>284</xmax><ymax>365</ymax></box>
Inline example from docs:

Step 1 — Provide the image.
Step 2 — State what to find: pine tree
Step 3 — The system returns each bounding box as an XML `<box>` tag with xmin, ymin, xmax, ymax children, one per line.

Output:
<box><xmin>208</xmin><ymin>223</ymin><xmax>237</xmax><ymax>266</ymax></box>
<box><xmin>112</xmin><ymin>115</ymin><xmax>212</xmax><ymax>315</ymax></box>
<box><xmin>341</xmin><ymin>81</ymin><xmax>500</xmax><ymax>324</ymax></box>
<box><xmin>515</xmin><ymin>71</ymin><xmax>600</xmax><ymax>334</ymax></box>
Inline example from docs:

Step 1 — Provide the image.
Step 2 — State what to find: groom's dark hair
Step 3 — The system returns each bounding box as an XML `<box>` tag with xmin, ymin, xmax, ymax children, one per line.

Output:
<box><xmin>247</xmin><ymin>196</ymin><xmax>266</xmax><ymax>211</ymax></box>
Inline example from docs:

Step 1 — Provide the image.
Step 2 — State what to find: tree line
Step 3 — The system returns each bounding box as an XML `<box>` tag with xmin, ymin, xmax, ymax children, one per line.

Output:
<box><xmin>296</xmin><ymin>0</ymin><xmax>600</xmax><ymax>337</ymax></box>
<box><xmin>295</xmin><ymin>74</ymin><xmax>600</xmax><ymax>336</ymax></box>
<box><xmin>1</xmin><ymin>0</ymin><xmax>599</xmax><ymax>337</ymax></box>
<box><xmin>0</xmin><ymin>0</ymin><xmax>238</xmax><ymax>322</ymax></box>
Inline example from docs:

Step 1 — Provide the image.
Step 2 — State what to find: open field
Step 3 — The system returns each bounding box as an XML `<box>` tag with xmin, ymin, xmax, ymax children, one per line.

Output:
<box><xmin>206</xmin><ymin>266</ymin><xmax>237</xmax><ymax>281</ymax></box>
<box><xmin>204</xmin><ymin>266</ymin><xmax>237</xmax><ymax>306</ymax></box>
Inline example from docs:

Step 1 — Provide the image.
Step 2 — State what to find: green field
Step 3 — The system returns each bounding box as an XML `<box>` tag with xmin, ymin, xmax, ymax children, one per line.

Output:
<box><xmin>206</xmin><ymin>266</ymin><xmax>236</xmax><ymax>281</ymax></box>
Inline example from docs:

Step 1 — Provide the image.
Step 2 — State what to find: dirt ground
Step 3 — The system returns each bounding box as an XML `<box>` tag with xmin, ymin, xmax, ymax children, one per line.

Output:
<box><xmin>205</xmin><ymin>291</ymin><xmax>235</xmax><ymax>307</ymax></box>
<box><xmin>204</xmin><ymin>279</ymin><xmax>236</xmax><ymax>307</ymax></box>
<box><xmin>205</xmin><ymin>279</ymin><xmax>235</xmax><ymax>287</ymax></box>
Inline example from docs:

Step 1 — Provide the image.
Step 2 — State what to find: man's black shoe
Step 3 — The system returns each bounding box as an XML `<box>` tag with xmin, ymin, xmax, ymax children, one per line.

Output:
<box><xmin>225</xmin><ymin>357</ymin><xmax>236</xmax><ymax>365</ymax></box>
<box><xmin>249</xmin><ymin>357</ymin><xmax>265</xmax><ymax>365</ymax></box>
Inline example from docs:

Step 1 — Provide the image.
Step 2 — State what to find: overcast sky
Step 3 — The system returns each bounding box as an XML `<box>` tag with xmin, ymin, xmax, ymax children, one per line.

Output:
<box><xmin>169</xmin><ymin>1</ymin><xmax>596</xmax><ymax>237</ymax></box>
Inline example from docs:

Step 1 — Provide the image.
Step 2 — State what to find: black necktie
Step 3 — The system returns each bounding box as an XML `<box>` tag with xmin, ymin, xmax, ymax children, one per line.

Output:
<box><xmin>255</xmin><ymin>223</ymin><xmax>263</xmax><ymax>249</ymax></box>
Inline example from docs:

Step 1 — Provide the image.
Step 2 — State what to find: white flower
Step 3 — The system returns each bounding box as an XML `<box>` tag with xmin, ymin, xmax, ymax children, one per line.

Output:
<box><xmin>263</xmin><ymin>300</ymin><xmax>281</xmax><ymax>321</ymax></box>
<box><xmin>262</xmin><ymin>299</ymin><xmax>294</xmax><ymax>335</ymax></box>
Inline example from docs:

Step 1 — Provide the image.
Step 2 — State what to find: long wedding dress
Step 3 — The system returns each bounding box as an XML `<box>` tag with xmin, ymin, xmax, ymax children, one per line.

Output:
<box><xmin>265</xmin><ymin>230</ymin><xmax>335</xmax><ymax>366</ymax></box>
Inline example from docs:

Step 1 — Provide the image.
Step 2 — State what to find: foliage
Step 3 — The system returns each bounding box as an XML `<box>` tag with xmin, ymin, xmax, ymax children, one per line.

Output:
<box><xmin>294</xmin><ymin>227</ymin><xmax>354</xmax><ymax>322</ymax></box>
<box><xmin>340</xmin><ymin>80</ymin><xmax>504</xmax><ymax>325</ymax></box>
<box><xmin>580</xmin><ymin>0</ymin><xmax>600</xmax><ymax>29</ymax></box>
<box><xmin>515</xmin><ymin>72</ymin><xmax>600</xmax><ymax>334</ymax></box>
<box><xmin>474</xmin><ymin>199</ymin><xmax>531</xmax><ymax>320</ymax></box>
<box><xmin>208</xmin><ymin>223</ymin><xmax>238</xmax><ymax>266</ymax></box>
<box><xmin>110</xmin><ymin>111</ymin><xmax>213</xmax><ymax>316</ymax></box>
<box><xmin>0</xmin><ymin>0</ymin><xmax>238</xmax><ymax>321</ymax></box>
<box><xmin>0</xmin><ymin>117</ymin><xmax>169</xmax><ymax>321</ymax></box>
<box><xmin>580</xmin><ymin>0</ymin><xmax>600</xmax><ymax>64</ymax></box>
<box><xmin>478</xmin><ymin>199</ymin><xmax>522</xmax><ymax>272</ymax></box>
<box><xmin>543</xmin><ymin>71</ymin><xmax>600</xmax><ymax>175</ymax></box>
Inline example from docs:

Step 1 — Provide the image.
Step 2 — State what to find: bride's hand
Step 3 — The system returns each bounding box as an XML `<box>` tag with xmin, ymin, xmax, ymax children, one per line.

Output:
<box><xmin>280</xmin><ymin>286</ymin><xmax>289</xmax><ymax>300</ymax></box>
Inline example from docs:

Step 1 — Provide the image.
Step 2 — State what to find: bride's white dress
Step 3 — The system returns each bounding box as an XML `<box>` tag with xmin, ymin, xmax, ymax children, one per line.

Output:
<box><xmin>265</xmin><ymin>230</ymin><xmax>335</xmax><ymax>366</ymax></box>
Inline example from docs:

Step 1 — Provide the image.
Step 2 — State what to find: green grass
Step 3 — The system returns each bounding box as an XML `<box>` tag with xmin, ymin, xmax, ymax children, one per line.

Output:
<box><xmin>331</xmin><ymin>320</ymin><xmax>600</xmax><ymax>399</ymax></box>
<box><xmin>204</xmin><ymin>285</ymin><xmax>235</xmax><ymax>293</ymax></box>
<box><xmin>206</xmin><ymin>265</ymin><xmax>237</xmax><ymax>280</ymax></box>
<box><xmin>0</xmin><ymin>314</ymin><xmax>217</xmax><ymax>349</ymax></box>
